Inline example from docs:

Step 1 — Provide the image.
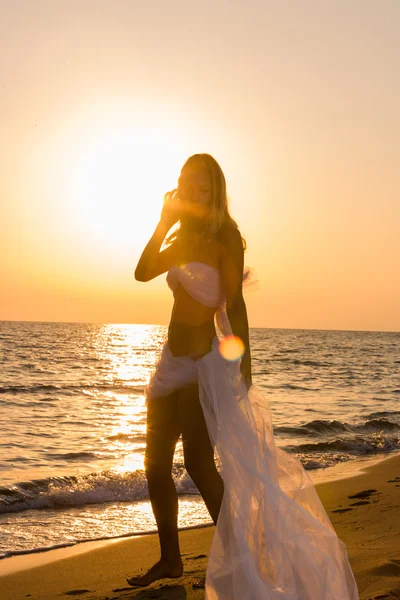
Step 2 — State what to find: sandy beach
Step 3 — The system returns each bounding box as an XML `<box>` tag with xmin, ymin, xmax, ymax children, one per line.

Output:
<box><xmin>1</xmin><ymin>452</ymin><xmax>399</xmax><ymax>600</ymax></box>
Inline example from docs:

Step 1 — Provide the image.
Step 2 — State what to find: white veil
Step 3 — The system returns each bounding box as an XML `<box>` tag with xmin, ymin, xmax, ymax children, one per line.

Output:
<box><xmin>196</xmin><ymin>269</ymin><xmax>359</xmax><ymax>599</ymax></box>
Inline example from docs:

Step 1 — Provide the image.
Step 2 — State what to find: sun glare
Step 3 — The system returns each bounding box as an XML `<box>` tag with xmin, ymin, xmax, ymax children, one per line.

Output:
<box><xmin>60</xmin><ymin>114</ymin><xmax>188</xmax><ymax>258</ymax></box>
<box><xmin>219</xmin><ymin>335</ymin><xmax>245</xmax><ymax>361</ymax></box>
<box><xmin>75</xmin><ymin>126</ymin><xmax>178</xmax><ymax>243</ymax></box>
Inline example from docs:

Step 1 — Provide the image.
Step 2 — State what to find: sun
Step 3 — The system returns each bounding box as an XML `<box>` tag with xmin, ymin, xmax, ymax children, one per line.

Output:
<box><xmin>66</xmin><ymin>119</ymin><xmax>188</xmax><ymax>257</ymax></box>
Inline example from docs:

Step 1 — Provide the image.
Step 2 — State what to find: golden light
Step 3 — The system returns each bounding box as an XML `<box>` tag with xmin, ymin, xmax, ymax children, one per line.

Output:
<box><xmin>99</xmin><ymin>324</ymin><xmax>165</xmax><ymax>388</ymax></box>
<box><xmin>219</xmin><ymin>335</ymin><xmax>245</xmax><ymax>361</ymax></box>
<box><xmin>69</xmin><ymin>123</ymin><xmax>185</xmax><ymax>252</ymax></box>
<box><xmin>112</xmin><ymin>453</ymin><xmax>144</xmax><ymax>474</ymax></box>
<box><xmin>45</xmin><ymin>103</ymin><xmax>192</xmax><ymax>266</ymax></box>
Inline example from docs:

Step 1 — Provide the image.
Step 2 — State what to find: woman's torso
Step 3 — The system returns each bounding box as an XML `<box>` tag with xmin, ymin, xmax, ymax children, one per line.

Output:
<box><xmin>167</xmin><ymin>238</ymin><xmax>222</xmax><ymax>359</ymax></box>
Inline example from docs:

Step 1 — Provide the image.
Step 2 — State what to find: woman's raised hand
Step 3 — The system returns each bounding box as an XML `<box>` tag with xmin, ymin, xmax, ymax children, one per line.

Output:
<box><xmin>160</xmin><ymin>189</ymin><xmax>181</xmax><ymax>229</ymax></box>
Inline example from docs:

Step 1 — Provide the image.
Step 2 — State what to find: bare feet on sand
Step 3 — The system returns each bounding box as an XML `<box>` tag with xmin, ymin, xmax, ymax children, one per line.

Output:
<box><xmin>126</xmin><ymin>558</ymin><xmax>183</xmax><ymax>587</ymax></box>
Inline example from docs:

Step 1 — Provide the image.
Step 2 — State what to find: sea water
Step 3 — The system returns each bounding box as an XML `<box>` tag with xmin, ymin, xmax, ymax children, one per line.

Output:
<box><xmin>0</xmin><ymin>321</ymin><xmax>399</xmax><ymax>558</ymax></box>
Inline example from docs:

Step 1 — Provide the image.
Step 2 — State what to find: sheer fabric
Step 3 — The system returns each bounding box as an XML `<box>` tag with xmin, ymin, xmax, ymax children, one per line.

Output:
<box><xmin>166</xmin><ymin>261</ymin><xmax>224</xmax><ymax>307</ymax></box>
<box><xmin>197</xmin><ymin>337</ymin><xmax>358</xmax><ymax>600</ymax></box>
<box><xmin>145</xmin><ymin>263</ymin><xmax>359</xmax><ymax>599</ymax></box>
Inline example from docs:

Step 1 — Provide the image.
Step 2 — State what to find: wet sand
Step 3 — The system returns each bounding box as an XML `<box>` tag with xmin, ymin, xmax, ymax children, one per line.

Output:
<box><xmin>1</xmin><ymin>452</ymin><xmax>399</xmax><ymax>600</ymax></box>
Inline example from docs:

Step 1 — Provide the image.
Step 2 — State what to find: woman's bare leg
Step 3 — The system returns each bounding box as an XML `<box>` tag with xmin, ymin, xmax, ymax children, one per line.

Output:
<box><xmin>179</xmin><ymin>383</ymin><xmax>224</xmax><ymax>525</ymax></box>
<box><xmin>127</xmin><ymin>393</ymin><xmax>183</xmax><ymax>587</ymax></box>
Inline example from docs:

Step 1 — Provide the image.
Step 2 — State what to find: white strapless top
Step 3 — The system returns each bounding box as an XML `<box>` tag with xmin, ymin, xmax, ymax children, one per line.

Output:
<box><xmin>166</xmin><ymin>262</ymin><xmax>225</xmax><ymax>308</ymax></box>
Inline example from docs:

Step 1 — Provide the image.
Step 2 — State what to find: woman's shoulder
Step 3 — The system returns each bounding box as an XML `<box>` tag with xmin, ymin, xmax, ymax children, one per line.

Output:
<box><xmin>216</xmin><ymin>220</ymin><xmax>245</xmax><ymax>252</ymax></box>
<box><xmin>217</xmin><ymin>220</ymin><xmax>241</xmax><ymax>242</ymax></box>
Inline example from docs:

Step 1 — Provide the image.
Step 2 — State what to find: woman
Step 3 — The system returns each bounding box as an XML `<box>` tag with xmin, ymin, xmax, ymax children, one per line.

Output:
<box><xmin>129</xmin><ymin>154</ymin><xmax>359</xmax><ymax>599</ymax></box>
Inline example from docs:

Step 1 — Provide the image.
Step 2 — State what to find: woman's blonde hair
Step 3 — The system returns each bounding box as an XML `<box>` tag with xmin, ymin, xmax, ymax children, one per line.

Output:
<box><xmin>165</xmin><ymin>153</ymin><xmax>246</xmax><ymax>250</ymax></box>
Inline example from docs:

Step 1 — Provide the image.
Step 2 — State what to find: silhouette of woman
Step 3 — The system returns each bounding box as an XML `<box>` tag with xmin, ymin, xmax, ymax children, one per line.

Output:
<box><xmin>128</xmin><ymin>154</ymin><xmax>359</xmax><ymax>600</ymax></box>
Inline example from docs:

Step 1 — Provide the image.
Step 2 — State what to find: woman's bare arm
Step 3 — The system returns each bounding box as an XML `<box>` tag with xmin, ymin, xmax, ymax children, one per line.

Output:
<box><xmin>218</xmin><ymin>224</ymin><xmax>252</xmax><ymax>388</ymax></box>
<box><xmin>134</xmin><ymin>221</ymin><xmax>173</xmax><ymax>281</ymax></box>
<box><xmin>134</xmin><ymin>190</ymin><xmax>181</xmax><ymax>282</ymax></box>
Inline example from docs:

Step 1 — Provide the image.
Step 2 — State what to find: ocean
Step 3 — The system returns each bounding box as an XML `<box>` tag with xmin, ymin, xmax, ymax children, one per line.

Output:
<box><xmin>0</xmin><ymin>321</ymin><xmax>399</xmax><ymax>559</ymax></box>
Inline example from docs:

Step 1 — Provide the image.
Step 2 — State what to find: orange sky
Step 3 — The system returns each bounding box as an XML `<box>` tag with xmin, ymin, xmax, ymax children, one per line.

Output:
<box><xmin>1</xmin><ymin>1</ymin><xmax>399</xmax><ymax>331</ymax></box>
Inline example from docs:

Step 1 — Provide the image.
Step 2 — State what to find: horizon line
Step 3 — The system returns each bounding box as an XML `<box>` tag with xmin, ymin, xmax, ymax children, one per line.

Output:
<box><xmin>0</xmin><ymin>319</ymin><xmax>398</xmax><ymax>335</ymax></box>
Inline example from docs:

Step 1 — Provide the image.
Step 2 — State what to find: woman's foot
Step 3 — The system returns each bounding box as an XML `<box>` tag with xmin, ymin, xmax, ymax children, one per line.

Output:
<box><xmin>126</xmin><ymin>558</ymin><xmax>183</xmax><ymax>587</ymax></box>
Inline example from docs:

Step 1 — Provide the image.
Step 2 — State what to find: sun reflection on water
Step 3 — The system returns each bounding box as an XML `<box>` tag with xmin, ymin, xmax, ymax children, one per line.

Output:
<box><xmin>95</xmin><ymin>323</ymin><xmax>166</xmax><ymax>387</ymax></box>
<box><xmin>92</xmin><ymin>324</ymin><xmax>167</xmax><ymax>475</ymax></box>
<box><xmin>112</xmin><ymin>453</ymin><xmax>144</xmax><ymax>474</ymax></box>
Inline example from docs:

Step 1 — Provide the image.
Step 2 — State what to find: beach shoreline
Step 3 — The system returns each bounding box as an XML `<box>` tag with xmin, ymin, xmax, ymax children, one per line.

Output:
<box><xmin>1</xmin><ymin>450</ymin><xmax>397</xmax><ymax>574</ymax></box>
<box><xmin>1</xmin><ymin>450</ymin><xmax>399</xmax><ymax>599</ymax></box>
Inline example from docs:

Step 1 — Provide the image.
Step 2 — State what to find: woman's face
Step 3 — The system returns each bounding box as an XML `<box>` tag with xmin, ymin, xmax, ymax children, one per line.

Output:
<box><xmin>178</xmin><ymin>167</ymin><xmax>212</xmax><ymax>221</ymax></box>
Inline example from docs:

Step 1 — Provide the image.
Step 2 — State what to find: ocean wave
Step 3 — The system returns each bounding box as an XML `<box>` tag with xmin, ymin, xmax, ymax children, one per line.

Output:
<box><xmin>263</xmin><ymin>383</ymin><xmax>321</xmax><ymax>392</ymax></box>
<box><xmin>0</xmin><ymin>382</ymin><xmax>145</xmax><ymax>396</ymax></box>
<box><xmin>368</xmin><ymin>410</ymin><xmax>400</xmax><ymax>418</ymax></box>
<box><xmin>45</xmin><ymin>451</ymin><xmax>99</xmax><ymax>461</ymax></box>
<box><xmin>274</xmin><ymin>412</ymin><xmax>400</xmax><ymax>437</ymax></box>
<box><xmin>274</xmin><ymin>419</ymin><xmax>349</xmax><ymax>436</ymax></box>
<box><xmin>283</xmin><ymin>433</ymin><xmax>400</xmax><ymax>455</ymax></box>
<box><xmin>267</xmin><ymin>358</ymin><xmax>332</xmax><ymax>367</ymax></box>
<box><xmin>362</xmin><ymin>418</ymin><xmax>399</xmax><ymax>431</ymax></box>
<box><xmin>0</xmin><ymin>466</ymin><xmax>198</xmax><ymax>515</ymax></box>
<box><xmin>2</xmin><ymin>431</ymin><xmax>400</xmax><ymax>517</ymax></box>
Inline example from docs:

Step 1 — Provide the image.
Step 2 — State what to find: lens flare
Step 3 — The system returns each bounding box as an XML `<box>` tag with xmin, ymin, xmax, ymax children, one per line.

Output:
<box><xmin>219</xmin><ymin>335</ymin><xmax>245</xmax><ymax>361</ymax></box>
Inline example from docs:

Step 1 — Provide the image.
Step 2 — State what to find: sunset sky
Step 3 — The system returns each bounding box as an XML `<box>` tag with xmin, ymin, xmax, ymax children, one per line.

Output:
<box><xmin>1</xmin><ymin>0</ymin><xmax>399</xmax><ymax>331</ymax></box>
